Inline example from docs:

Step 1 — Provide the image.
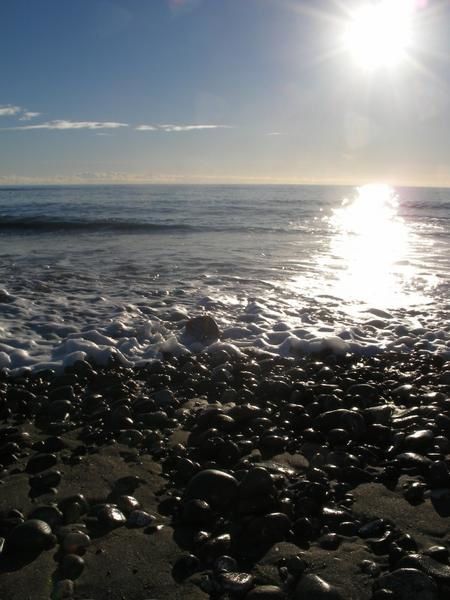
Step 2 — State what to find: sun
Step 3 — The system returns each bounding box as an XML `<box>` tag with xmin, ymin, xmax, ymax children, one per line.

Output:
<box><xmin>343</xmin><ymin>1</ymin><xmax>414</xmax><ymax>70</ymax></box>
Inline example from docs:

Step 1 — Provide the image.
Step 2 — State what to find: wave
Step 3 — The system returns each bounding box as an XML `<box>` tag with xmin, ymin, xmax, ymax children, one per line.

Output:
<box><xmin>0</xmin><ymin>216</ymin><xmax>312</xmax><ymax>234</ymax></box>
<box><xmin>0</xmin><ymin>217</ymin><xmax>202</xmax><ymax>233</ymax></box>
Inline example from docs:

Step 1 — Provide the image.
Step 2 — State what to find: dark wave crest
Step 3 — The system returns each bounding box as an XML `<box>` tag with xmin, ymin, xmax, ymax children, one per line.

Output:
<box><xmin>0</xmin><ymin>217</ymin><xmax>201</xmax><ymax>233</ymax></box>
<box><xmin>0</xmin><ymin>216</ymin><xmax>306</xmax><ymax>234</ymax></box>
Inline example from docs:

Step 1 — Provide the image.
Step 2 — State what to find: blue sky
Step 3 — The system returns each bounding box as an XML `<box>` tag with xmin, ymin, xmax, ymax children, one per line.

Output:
<box><xmin>1</xmin><ymin>0</ymin><xmax>449</xmax><ymax>185</ymax></box>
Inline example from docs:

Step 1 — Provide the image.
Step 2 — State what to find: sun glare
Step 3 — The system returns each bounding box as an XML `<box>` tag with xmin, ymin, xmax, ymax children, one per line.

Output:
<box><xmin>344</xmin><ymin>1</ymin><xmax>414</xmax><ymax>70</ymax></box>
<box><xmin>328</xmin><ymin>184</ymin><xmax>421</xmax><ymax>308</ymax></box>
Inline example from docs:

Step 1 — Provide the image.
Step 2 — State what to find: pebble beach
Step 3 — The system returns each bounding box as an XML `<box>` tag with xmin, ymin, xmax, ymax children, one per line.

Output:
<box><xmin>2</xmin><ymin>330</ymin><xmax>450</xmax><ymax>599</ymax></box>
<box><xmin>0</xmin><ymin>184</ymin><xmax>449</xmax><ymax>599</ymax></box>
<box><xmin>3</xmin><ymin>0</ymin><xmax>450</xmax><ymax>595</ymax></box>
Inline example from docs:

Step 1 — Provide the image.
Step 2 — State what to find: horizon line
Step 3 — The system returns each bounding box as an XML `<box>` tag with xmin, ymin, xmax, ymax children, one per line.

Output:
<box><xmin>0</xmin><ymin>180</ymin><xmax>448</xmax><ymax>190</ymax></box>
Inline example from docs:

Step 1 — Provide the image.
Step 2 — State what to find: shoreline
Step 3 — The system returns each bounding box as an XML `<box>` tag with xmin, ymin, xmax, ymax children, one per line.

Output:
<box><xmin>1</xmin><ymin>348</ymin><xmax>450</xmax><ymax>599</ymax></box>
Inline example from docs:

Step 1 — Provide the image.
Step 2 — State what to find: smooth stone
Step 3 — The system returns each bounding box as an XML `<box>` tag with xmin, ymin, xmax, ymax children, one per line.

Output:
<box><xmin>61</xmin><ymin>553</ymin><xmax>85</xmax><ymax>579</ymax></box>
<box><xmin>181</xmin><ymin>499</ymin><xmax>214</xmax><ymax>527</ymax></box>
<box><xmin>439</xmin><ymin>371</ymin><xmax>450</xmax><ymax>385</ymax></box>
<box><xmin>7</xmin><ymin>519</ymin><xmax>55</xmax><ymax>553</ymax></box>
<box><xmin>239</xmin><ymin>467</ymin><xmax>275</xmax><ymax>498</ymax></box>
<box><xmin>219</xmin><ymin>571</ymin><xmax>254</xmax><ymax>595</ymax></box>
<box><xmin>375</xmin><ymin>567</ymin><xmax>438</xmax><ymax>600</ymax></box>
<box><xmin>213</xmin><ymin>555</ymin><xmax>238</xmax><ymax>573</ymax></box>
<box><xmin>58</xmin><ymin>494</ymin><xmax>88</xmax><ymax>524</ymax></box>
<box><xmin>294</xmin><ymin>573</ymin><xmax>343</xmax><ymax>599</ymax></box>
<box><xmin>424</xmin><ymin>546</ymin><xmax>449</xmax><ymax>564</ymax></box>
<box><xmin>115</xmin><ymin>495</ymin><xmax>141</xmax><ymax>515</ymax></box>
<box><xmin>200</xmin><ymin>534</ymin><xmax>231</xmax><ymax>562</ymax></box>
<box><xmin>152</xmin><ymin>388</ymin><xmax>174</xmax><ymax>406</ymax></box>
<box><xmin>97</xmin><ymin>505</ymin><xmax>126</xmax><ymax>528</ymax></box>
<box><xmin>359</xmin><ymin>559</ymin><xmax>381</xmax><ymax>576</ymax></box>
<box><xmin>52</xmin><ymin>579</ymin><xmax>74</xmax><ymax>599</ymax></box>
<box><xmin>404</xmin><ymin>430</ymin><xmax>434</xmax><ymax>453</ymax></box>
<box><xmin>427</xmin><ymin>460</ymin><xmax>450</xmax><ymax>487</ymax></box>
<box><xmin>245</xmin><ymin>585</ymin><xmax>286</xmax><ymax>599</ymax></box>
<box><xmin>318</xmin><ymin>532</ymin><xmax>341</xmax><ymax>550</ymax></box>
<box><xmin>185</xmin><ymin>316</ymin><xmax>221</xmax><ymax>342</ymax></box>
<box><xmin>240</xmin><ymin>513</ymin><xmax>291</xmax><ymax>552</ymax></box>
<box><xmin>315</xmin><ymin>409</ymin><xmax>365</xmax><ymax>439</ymax></box>
<box><xmin>172</xmin><ymin>553</ymin><xmax>200</xmax><ymax>581</ymax></box>
<box><xmin>184</xmin><ymin>469</ymin><xmax>238</xmax><ymax>511</ymax></box>
<box><xmin>127</xmin><ymin>510</ymin><xmax>156</xmax><ymax>528</ymax></box>
<box><xmin>403</xmin><ymin>481</ymin><xmax>426</xmax><ymax>503</ymax></box>
<box><xmin>28</xmin><ymin>505</ymin><xmax>63</xmax><ymax>530</ymax></box>
<box><xmin>397</xmin><ymin>553</ymin><xmax>450</xmax><ymax>585</ymax></box>
<box><xmin>293</xmin><ymin>517</ymin><xmax>314</xmax><ymax>541</ymax></box>
<box><xmin>62</xmin><ymin>531</ymin><xmax>90</xmax><ymax>553</ymax></box>
<box><xmin>112</xmin><ymin>475</ymin><xmax>144</xmax><ymax>495</ymax></box>
<box><xmin>284</xmin><ymin>554</ymin><xmax>307</xmax><ymax>576</ymax></box>
<box><xmin>118</xmin><ymin>429</ymin><xmax>143</xmax><ymax>447</ymax></box>
<box><xmin>362</xmin><ymin>406</ymin><xmax>392</xmax><ymax>425</ymax></box>
<box><xmin>29</xmin><ymin>469</ymin><xmax>62</xmax><ymax>491</ymax></box>
<box><xmin>396</xmin><ymin>453</ymin><xmax>432</xmax><ymax>472</ymax></box>
<box><xmin>26</xmin><ymin>453</ymin><xmax>58</xmax><ymax>474</ymax></box>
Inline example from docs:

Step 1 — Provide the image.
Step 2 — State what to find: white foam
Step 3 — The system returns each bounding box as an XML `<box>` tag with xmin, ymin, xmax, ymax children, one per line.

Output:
<box><xmin>0</xmin><ymin>276</ymin><xmax>449</xmax><ymax>375</ymax></box>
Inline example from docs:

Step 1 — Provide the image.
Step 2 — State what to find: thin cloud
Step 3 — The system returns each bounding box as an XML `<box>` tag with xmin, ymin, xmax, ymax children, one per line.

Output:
<box><xmin>19</xmin><ymin>111</ymin><xmax>41</xmax><ymax>121</ymax></box>
<box><xmin>5</xmin><ymin>120</ymin><xmax>128</xmax><ymax>131</ymax></box>
<box><xmin>135</xmin><ymin>125</ymin><xmax>158</xmax><ymax>131</ymax></box>
<box><xmin>0</xmin><ymin>105</ymin><xmax>22</xmax><ymax>116</ymax></box>
<box><xmin>267</xmin><ymin>132</ymin><xmax>283</xmax><ymax>136</ymax></box>
<box><xmin>136</xmin><ymin>124</ymin><xmax>232</xmax><ymax>132</ymax></box>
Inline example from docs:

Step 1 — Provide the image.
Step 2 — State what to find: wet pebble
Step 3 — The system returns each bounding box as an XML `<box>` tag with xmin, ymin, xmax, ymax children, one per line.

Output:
<box><xmin>58</xmin><ymin>494</ymin><xmax>89</xmax><ymax>524</ymax></box>
<box><xmin>246</xmin><ymin>585</ymin><xmax>286</xmax><ymax>599</ymax></box>
<box><xmin>52</xmin><ymin>578</ymin><xmax>74</xmax><ymax>599</ymax></box>
<box><xmin>28</xmin><ymin>505</ymin><xmax>63</xmax><ymax>530</ymax></box>
<box><xmin>7</xmin><ymin>519</ymin><xmax>55</xmax><ymax>553</ymax></box>
<box><xmin>404</xmin><ymin>430</ymin><xmax>434</xmax><ymax>453</ymax></box>
<box><xmin>181</xmin><ymin>498</ymin><xmax>214</xmax><ymax>527</ymax></box>
<box><xmin>62</xmin><ymin>531</ymin><xmax>90</xmax><ymax>553</ymax></box>
<box><xmin>26</xmin><ymin>453</ymin><xmax>58</xmax><ymax>474</ymax></box>
<box><xmin>219</xmin><ymin>571</ymin><xmax>254</xmax><ymax>595</ymax></box>
<box><xmin>127</xmin><ymin>510</ymin><xmax>156</xmax><ymax>528</ymax></box>
<box><xmin>214</xmin><ymin>554</ymin><xmax>238</xmax><ymax>573</ymax></box>
<box><xmin>96</xmin><ymin>504</ymin><xmax>127</xmax><ymax>528</ymax></box>
<box><xmin>184</xmin><ymin>469</ymin><xmax>238</xmax><ymax>511</ymax></box>
<box><xmin>375</xmin><ymin>567</ymin><xmax>438</xmax><ymax>600</ymax></box>
<box><xmin>424</xmin><ymin>546</ymin><xmax>449</xmax><ymax>564</ymax></box>
<box><xmin>172</xmin><ymin>553</ymin><xmax>200</xmax><ymax>581</ymax></box>
<box><xmin>294</xmin><ymin>573</ymin><xmax>342</xmax><ymax>599</ymax></box>
<box><xmin>61</xmin><ymin>553</ymin><xmax>85</xmax><ymax>579</ymax></box>
<box><xmin>115</xmin><ymin>495</ymin><xmax>141</xmax><ymax>515</ymax></box>
<box><xmin>29</xmin><ymin>469</ymin><xmax>62</xmax><ymax>492</ymax></box>
<box><xmin>318</xmin><ymin>532</ymin><xmax>341</xmax><ymax>550</ymax></box>
<box><xmin>397</xmin><ymin>553</ymin><xmax>450</xmax><ymax>586</ymax></box>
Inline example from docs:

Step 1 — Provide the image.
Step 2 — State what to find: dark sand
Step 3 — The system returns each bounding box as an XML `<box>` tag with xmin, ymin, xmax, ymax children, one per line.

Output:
<box><xmin>1</xmin><ymin>345</ymin><xmax>450</xmax><ymax>599</ymax></box>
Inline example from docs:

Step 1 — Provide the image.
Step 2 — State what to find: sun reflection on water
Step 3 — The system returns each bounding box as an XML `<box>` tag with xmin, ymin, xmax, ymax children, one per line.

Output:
<box><xmin>327</xmin><ymin>184</ymin><xmax>425</xmax><ymax>308</ymax></box>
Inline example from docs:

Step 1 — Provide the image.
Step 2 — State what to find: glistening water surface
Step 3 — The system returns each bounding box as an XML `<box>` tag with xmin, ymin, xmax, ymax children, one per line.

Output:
<box><xmin>0</xmin><ymin>184</ymin><xmax>449</xmax><ymax>372</ymax></box>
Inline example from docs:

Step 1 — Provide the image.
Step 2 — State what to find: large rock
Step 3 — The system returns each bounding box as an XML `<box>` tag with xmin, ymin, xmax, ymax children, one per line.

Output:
<box><xmin>7</xmin><ymin>519</ymin><xmax>55</xmax><ymax>553</ymax></box>
<box><xmin>374</xmin><ymin>568</ymin><xmax>438</xmax><ymax>600</ymax></box>
<box><xmin>185</xmin><ymin>315</ymin><xmax>220</xmax><ymax>342</ymax></box>
<box><xmin>184</xmin><ymin>469</ymin><xmax>238</xmax><ymax>511</ymax></box>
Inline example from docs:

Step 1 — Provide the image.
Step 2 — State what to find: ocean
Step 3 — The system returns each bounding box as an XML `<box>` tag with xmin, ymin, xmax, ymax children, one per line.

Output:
<box><xmin>0</xmin><ymin>183</ymin><xmax>449</xmax><ymax>373</ymax></box>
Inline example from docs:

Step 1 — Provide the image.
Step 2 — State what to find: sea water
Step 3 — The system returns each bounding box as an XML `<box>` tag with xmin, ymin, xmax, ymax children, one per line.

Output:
<box><xmin>0</xmin><ymin>183</ymin><xmax>449</xmax><ymax>372</ymax></box>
